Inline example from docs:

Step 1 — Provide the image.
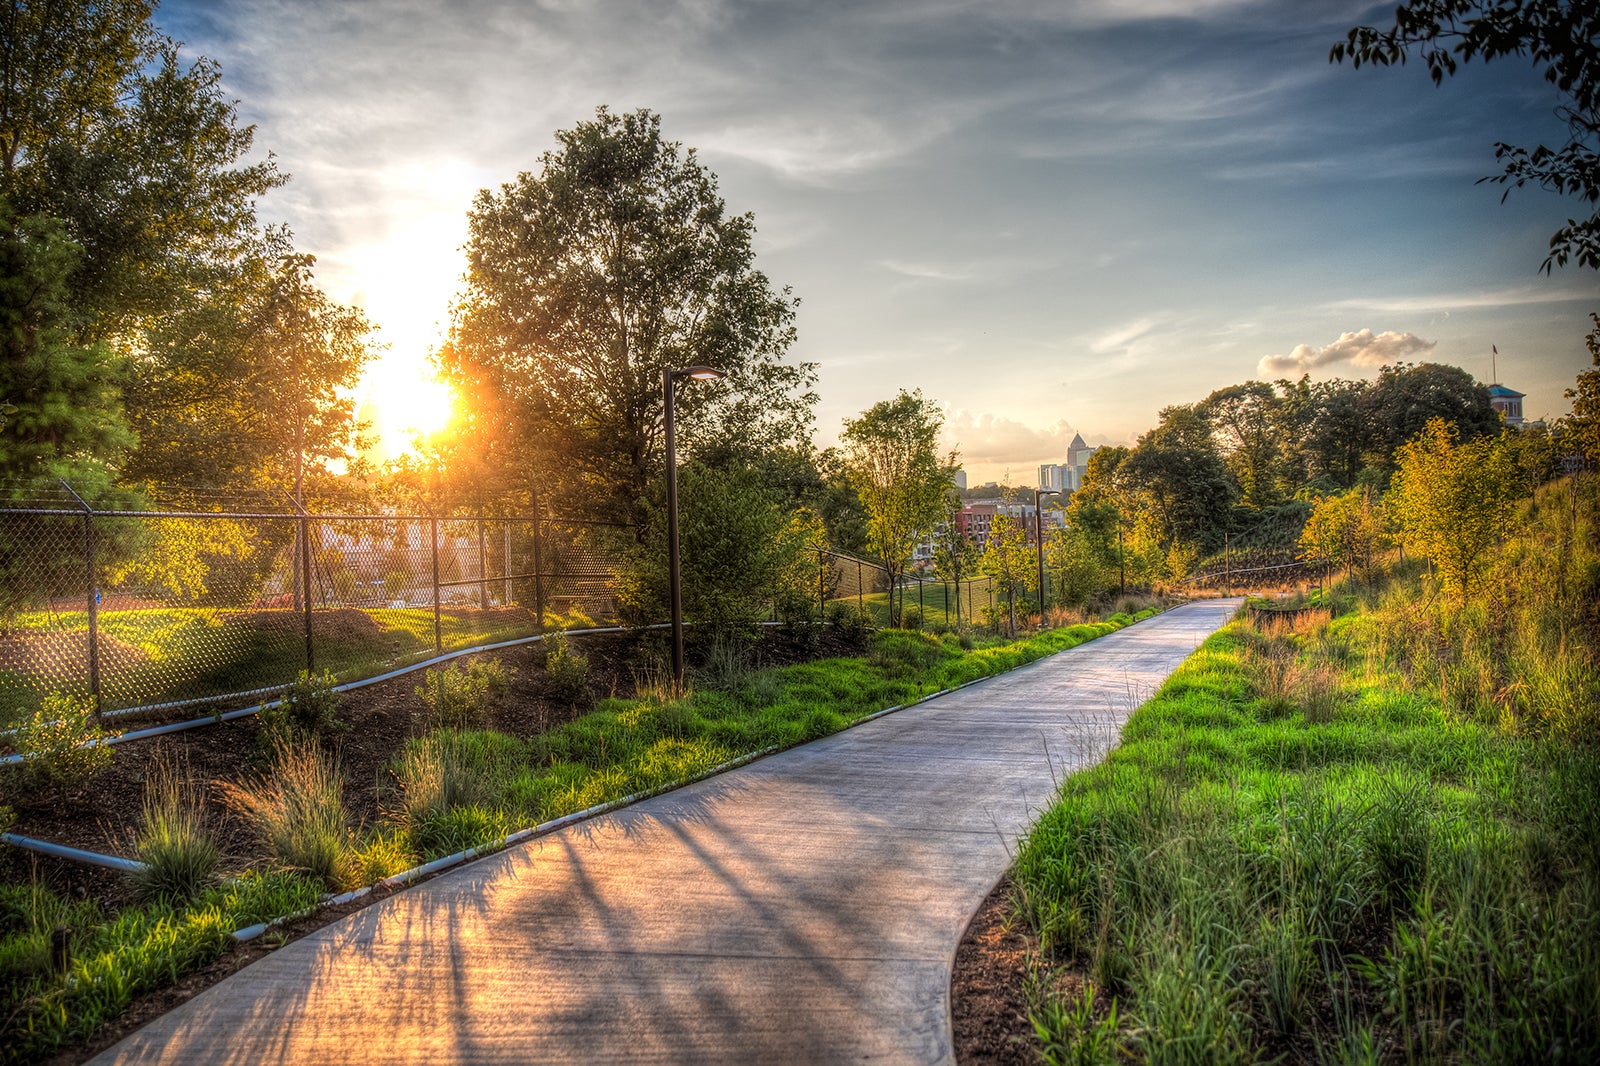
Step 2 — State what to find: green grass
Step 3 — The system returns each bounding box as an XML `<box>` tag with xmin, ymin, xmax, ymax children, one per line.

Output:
<box><xmin>0</xmin><ymin>870</ymin><xmax>321</xmax><ymax>1061</ymax></box>
<box><xmin>1012</xmin><ymin>608</ymin><xmax>1600</xmax><ymax>1064</ymax></box>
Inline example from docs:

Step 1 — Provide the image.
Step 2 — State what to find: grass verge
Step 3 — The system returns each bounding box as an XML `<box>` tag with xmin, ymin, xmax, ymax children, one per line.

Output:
<box><xmin>1012</xmin><ymin>607</ymin><xmax>1600</xmax><ymax>1064</ymax></box>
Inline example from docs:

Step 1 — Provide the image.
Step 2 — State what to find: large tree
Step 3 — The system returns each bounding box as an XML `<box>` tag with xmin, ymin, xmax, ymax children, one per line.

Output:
<box><xmin>840</xmin><ymin>390</ymin><xmax>954</xmax><ymax>627</ymax></box>
<box><xmin>1333</xmin><ymin>0</ymin><xmax>1599</xmax><ymax>272</ymax></box>
<box><xmin>1199</xmin><ymin>381</ymin><xmax>1285</xmax><ymax>508</ymax></box>
<box><xmin>439</xmin><ymin>107</ymin><xmax>816</xmax><ymax>527</ymax></box>
<box><xmin>1116</xmin><ymin>405</ymin><xmax>1235</xmax><ymax>556</ymax></box>
<box><xmin>0</xmin><ymin>0</ymin><xmax>282</xmax><ymax>343</ymax></box>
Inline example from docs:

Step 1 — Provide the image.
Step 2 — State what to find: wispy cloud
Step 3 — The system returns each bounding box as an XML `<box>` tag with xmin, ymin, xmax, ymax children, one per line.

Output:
<box><xmin>1258</xmin><ymin>329</ymin><xmax>1435</xmax><ymax>376</ymax></box>
<box><xmin>944</xmin><ymin>411</ymin><xmax>1080</xmax><ymax>466</ymax></box>
<box><xmin>1325</xmin><ymin>287</ymin><xmax>1595</xmax><ymax>313</ymax></box>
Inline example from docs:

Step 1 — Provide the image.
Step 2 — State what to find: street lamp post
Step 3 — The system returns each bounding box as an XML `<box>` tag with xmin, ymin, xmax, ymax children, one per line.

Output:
<box><xmin>1033</xmin><ymin>488</ymin><xmax>1061</xmax><ymax>622</ymax></box>
<box><xmin>664</xmin><ymin>365</ymin><xmax>726</xmax><ymax>690</ymax></box>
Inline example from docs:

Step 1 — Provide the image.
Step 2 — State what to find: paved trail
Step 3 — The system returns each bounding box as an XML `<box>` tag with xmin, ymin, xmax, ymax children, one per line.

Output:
<box><xmin>97</xmin><ymin>599</ymin><xmax>1240</xmax><ymax>1065</ymax></box>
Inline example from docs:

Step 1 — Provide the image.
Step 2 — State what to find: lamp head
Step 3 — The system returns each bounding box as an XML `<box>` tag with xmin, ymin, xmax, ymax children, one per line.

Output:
<box><xmin>673</xmin><ymin>365</ymin><xmax>725</xmax><ymax>382</ymax></box>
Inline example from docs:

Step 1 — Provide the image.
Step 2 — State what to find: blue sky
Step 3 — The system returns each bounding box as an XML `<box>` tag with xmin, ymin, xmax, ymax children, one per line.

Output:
<box><xmin>162</xmin><ymin>0</ymin><xmax>1597</xmax><ymax>484</ymax></box>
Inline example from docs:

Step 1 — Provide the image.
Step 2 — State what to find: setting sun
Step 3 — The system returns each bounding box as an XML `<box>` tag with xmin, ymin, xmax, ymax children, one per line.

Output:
<box><xmin>363</xmin><ymin>365</ymin><xmax>455</xmax><ymax>459</ymax></box>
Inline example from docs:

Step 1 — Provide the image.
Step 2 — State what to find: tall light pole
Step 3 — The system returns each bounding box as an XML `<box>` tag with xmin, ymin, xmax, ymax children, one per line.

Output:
<box><xmin>1033</xmin><ymin>488</ymin><xmax>1061</xmax><ymax>620</ymax></box>
<box><xmin>664</xmin><ymin>365</ymin><xmax>726</xmax><ymax>690</ymax></box>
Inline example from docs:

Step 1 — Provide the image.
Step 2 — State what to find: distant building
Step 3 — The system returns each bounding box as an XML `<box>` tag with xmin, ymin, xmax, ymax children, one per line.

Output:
<box><xmin>952</xmin><ymin>469</ymin><xmax>968</xmax><ymax>490</ymax></box>
<box><xmin>1066</xmin><ymin>432</ymin><xmax>1097</xmax><ymax>491</ymax></box>
<box><xmin>1038</xmin><ymin>463</ymin><xmax>1069</xmax><ymax>493</ymax></box>
<box><xmin>1488</xmin><ymin>384</ymin><xmax>1525</xmax><ymax>427</ymax></box>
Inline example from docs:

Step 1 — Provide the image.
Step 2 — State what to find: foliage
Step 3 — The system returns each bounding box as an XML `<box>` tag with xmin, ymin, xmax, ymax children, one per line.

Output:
<box><xmin>616</xmin><ymin>461</ymin><xmax>820</xmax><ymax>639</ymax></box>
<box><xmin>542</xmin><ymin>630</ymin><xmax>590</xmax><ymax>704</ymax></box>
<box><xmin>1116</xmin><ymin>404</ymin><xmax>1235</xmax><ymax>557</ymax></box>
<box><xmin>1198</xmin><ymin>381</ymin><xmax>1285</xmax><ymax>508</ymax></box>
<box><xmin>7</xmin><ymin>692</ymin><xmax>112</xmax><ymax>789</ymax></box>
<box><xmin>1568</xmin><ymin>312</ymin><xmax>1600</xmax><ymax>465</ymax></box>
<box><xmin>840</xmin><ymin>389</ymin><xmax>956</xmax><ymax>625</ymax></box>
<box><xmin>980</xmin><ymin>511</ymin><xmax>1037</xmax><ymax>636</ymax></box>
<box><xmin>224</xmin><ymin>739</ymin><xmax>353</xmax><ymax>889</ymax></box>
<box><xmin>931</xmin><ymin>486</ymin><xmax>980</xmax><ymax>625</ymax></box>
<box><xmin>1388</xmin><ymin>418</ymin><xmax>1520</xmax><ymax>604</ymax></box>
<box><xmin>415</xmin><ymin>658</ymin><xmax>514</xmax><ymax>731</ymax></box>
<box><xmin>257</xmin><ymin>669</ymin><xmax>344</xmax><ymax>752</ymax></box>
<box><xmin>439</xmin><ymin>106</ymin><xmax>816</xmax><ymax>521</ymax></box>
<box><xmin>132</xmin><ymin>758</ymin><xmax>221</xmax><ymax>904</ymax></box>
<box><xmin>1297</xmin><ymin>486</ymin><xmax>1388</xmax><ymax>580</ymax></box>
<box><xmin>1333</xmin><ymin>0</ymin><xmax>1600</xmax><ymax>271</ymax></box>
<box><xmin>0</xmin><ymin>870</ymin><xmax>321</xmax><ymax>1060</ymax></box>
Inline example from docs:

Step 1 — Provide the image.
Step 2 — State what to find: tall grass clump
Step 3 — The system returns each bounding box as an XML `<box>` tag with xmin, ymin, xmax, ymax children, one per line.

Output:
<box><xmin>224</xmin><ymin>740</ymin><xmax>353</xmax><ymax>889</ymax></box>
<box><xmin>132</xmin><ymin>757</ymin><xmax>221</xmax><ymax>904</ymax></box>
<box><xmin>416</xmin><ymin>658</ymin><xmax>514</xmax><ymax>730</ymax></box>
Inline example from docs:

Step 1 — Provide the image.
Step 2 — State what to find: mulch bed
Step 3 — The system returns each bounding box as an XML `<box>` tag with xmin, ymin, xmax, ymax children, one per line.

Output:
<box><xmin>951</xmin><ymin>876</ymin><xmax>1045</xmax><ymax>1065</ymax></box>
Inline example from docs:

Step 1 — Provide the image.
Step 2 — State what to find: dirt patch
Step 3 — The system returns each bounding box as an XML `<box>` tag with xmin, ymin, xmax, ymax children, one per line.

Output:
<box><xmin>952</xmin><ymin>876</ymin><xmax>1044</xmax><ymax>1066</ymax></box>
<box><xmin>0</xmin><ymin>632</ymin><xmax>146</xmax><ymax>680</ymax></box>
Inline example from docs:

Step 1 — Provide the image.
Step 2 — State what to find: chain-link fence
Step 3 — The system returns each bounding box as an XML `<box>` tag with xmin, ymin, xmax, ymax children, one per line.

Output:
<box><xmin>816</xmin><ymin>549</ymin><xmax>996</xmax><ymax>629</ymax></box>
<box><xmin>0</xmin><ymin>489</ymin><xmax>630</xmax><ymax>722</ymax></box>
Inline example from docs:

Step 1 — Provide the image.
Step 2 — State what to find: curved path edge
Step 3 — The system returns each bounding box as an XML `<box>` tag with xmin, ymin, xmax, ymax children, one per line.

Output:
<box><xmin>96</xmin><ymin>599</ymin><xmax>1241</xmax><ymax>1065</ymax></box>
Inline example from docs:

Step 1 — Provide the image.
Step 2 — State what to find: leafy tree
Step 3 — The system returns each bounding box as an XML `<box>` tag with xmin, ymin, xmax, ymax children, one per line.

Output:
<box><xmin>1333</xmin><ymin>0</ymin><xmax>1599</xmax><ymax>271</ymax></box>
<box><xmin>1568</xmin><ymin>313</ymin><xmax>1600</xmax><ymax>465</ymax></box>
<box><xmin>125</xmin><ymin>243</ymin><xmax>376</xmax><ymax>498</ymax></box>
<box><xmin>840</xmin><ymin>390</ymin><xmax>955</xmax><ymax>626</ymax></box>
<box><xmin>1295</xmin><ymin>377</ymin><xmax>1370</xmax><ymax>490</ymax></box>
<box><xmin>440</xmin><ymin>107</ymin><xmax>816</xmax><ymax>527</ymax></box>
<box><xmin>1388</xmin><ymin>417</ymin><xmax>1520</xmax><ymax>604</ymax></box>
<box><xmin>1199</xmin><ymin>381</ymin><xmax>1284</xmax><ymax>507</ymax></box>
<box><xmin>1360</xmin><ymin>362</ymin><xmax>1499</xmax><ymax>470</ymax></box>
<box><xmin>930</xmin><ymin>487</ymin><xmax>978</xmax><ymax>625</ymax></box>
<box><xmin>1297</xmin><ymin>487</ymin><xmax>1388</xmax><ymax>582</ymax></box>
<box><xmin>0</xmin><ymin>206</ymin><xmax>131</xmax><ymax>488</ymax></box>
<box><xmin>1116</xmin><ymin>405</ymin><xmax>1235</xmax><ymax>558</ymax></box>
<box><xmin>980</xmin><ymin>511</ymin><xmax>1035</xmax><ymax>636</ymax></box>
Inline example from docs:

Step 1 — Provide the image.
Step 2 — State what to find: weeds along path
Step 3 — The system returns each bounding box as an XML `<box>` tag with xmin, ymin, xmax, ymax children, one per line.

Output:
<box><xmin>94</xmin><ymin>600</ymin><xmax>1240</xmax><ymax>1066</ymax></box>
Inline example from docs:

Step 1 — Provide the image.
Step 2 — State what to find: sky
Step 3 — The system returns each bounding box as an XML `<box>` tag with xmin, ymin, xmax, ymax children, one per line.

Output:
<box><xmin>161</xmin><ymin>0</ymin><xmax>1598</xmax><ymax>485</ymax></box>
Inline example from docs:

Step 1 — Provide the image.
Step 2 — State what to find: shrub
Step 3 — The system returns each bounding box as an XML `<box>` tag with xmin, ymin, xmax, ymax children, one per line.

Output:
<box><xmin>543</xmin><ymin>630</ymin><xmax>590</xmax><ymax>703</ymax></box>
<box><xmin>133</xmin><ymin>758</ymin><xmax>221</xmax><ymax>904</ymax></box>
<box><xmin>416</xmin><ymin>658</ymin><xmax>514</xmax><ymax>730</ymax></box>
<box><xmin>10</xmin><ymin>692</ymin><xmax>113</xmax><ymax>789</ymax></box>
<box><xmin>258</xmin><ymin>669</ymin><xmax>344</xmax><ymax>753</ymax></box>
<box><xmin>224</xmin><ymin>740</ymin><xmax>352</xmax><ymax>889</ymax></box>
<box><xmin>901</xmin><ymin>604</ymin><xmax>923</xmax><ymax>630</ymax></box>
<box><xmin>826</xmin><ymin>600</ymin><xmax>872</xmax><ymax>640</ymax></box>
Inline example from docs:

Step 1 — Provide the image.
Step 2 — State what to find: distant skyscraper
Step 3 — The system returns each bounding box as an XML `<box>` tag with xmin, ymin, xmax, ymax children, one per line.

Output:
<box><xmin>1065</xmin><ymin>432</ymin><xmax>1097</xmax><ymax>491</ymax></box>
<box><xmin>1037</xmin><ymin>463</ymin><xmax>1068</xmax><ymax>492</ymax></box>
<box><xmin>952</xmin><ymin>469</ymin><xmax>968</xmax><ymax>490</ymax></box>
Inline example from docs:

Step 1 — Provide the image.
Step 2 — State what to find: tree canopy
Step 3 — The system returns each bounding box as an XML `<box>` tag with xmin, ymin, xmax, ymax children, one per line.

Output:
<box><xmin>439</xmin><ymin>107</ymin><xmax>816</xmax><ymax>526</ymax></box>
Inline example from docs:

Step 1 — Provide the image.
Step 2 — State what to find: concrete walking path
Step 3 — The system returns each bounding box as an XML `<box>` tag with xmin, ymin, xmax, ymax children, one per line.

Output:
<box><xmin>96</xmin><ymin>599</ymin><xmax>1241</xmax><ymax>1065</ymax></box>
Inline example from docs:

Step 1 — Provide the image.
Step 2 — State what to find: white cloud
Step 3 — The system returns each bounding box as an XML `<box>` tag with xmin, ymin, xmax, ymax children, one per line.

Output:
<box><xmin>1324</xmin><ymin>287</ymin><xmax>1594</xmax><ymax>313</ymax></box>
<box><xmin>1258</xmin><ymin>329</ymin><xmax>1435</xmax><ymax>376</ymax></box>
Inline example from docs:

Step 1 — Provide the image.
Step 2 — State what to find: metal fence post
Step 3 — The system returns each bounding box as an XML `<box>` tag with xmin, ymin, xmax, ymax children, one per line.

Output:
<box><xmin>503</xmin><ymin>521</ymin><xmax>513</xmax><ymax>606</ymax></box>
<box><xmin>59</xmin><ymin>481</ymin><xmax>102</xmax><ymax>711</ymax></box>
<box><xmin>477</xmin><ymin>513</ymin><xmax>490</xmax><ymax>609</ymax></box>
<box><xmin>856</xmin><ymin>560</ymin><xmax>863</xmax><ymax>612</ymax></box>
<box><xmin>817</xmin><ymin>549</ymin><xmax>825</xmax><ymax>616</ymax></box>
<box><xmin>431</xmin><ymin>515</ymin><xmax>442</xmax><ymax>653</ymax></box>
<box><xmin>531</xmin><ymin>494</ymin><xmax>545</xmax><ymax>628</ymax></box>
<box><xmin>301</xmin><ymin>513</ymin><xmax>315</xmax><ymax>673</ymax></box>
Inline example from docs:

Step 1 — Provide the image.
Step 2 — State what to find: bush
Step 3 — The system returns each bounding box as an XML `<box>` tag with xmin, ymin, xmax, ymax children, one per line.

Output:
<box><xmin>133</xmin><ymin>759</ymin><xmax>221</xmax><ymax>904</ymax></box>
<box><xmin>258</xmin><ymin>669</ymin><xmax>344</xmax><ymax>753</ymax></box>
<box><xmin>696</xmin><ymin>637</ymin><xmax>754</xmax><ymax>692</ymax></box>
<box><xmin>901</xmin><ymin>604</ymin><xmax>923</xmax><ymax>630</ymax></box>
<box><xmin>416</xmin><ymin>658</ymin><xmax>514</xmax><ymax>730</ymax></box>
<box><xmin>826</xmin><ymin>600</ymin><xmax>872</xmax><ymax>640</ymax></box>
<box><xmin>224</xmin><ymin>740</ymin><xmax>352</xmax><ymax>889</ymax></box>
<box><xmin>10</xmin><ymin>692</ymin><xmax>113</xmax><ymax>789</ymax></box>
<box><xmin>543</xmin><ymin>630</ymin><xmax>590</xmax><ymax>703</ymax></box>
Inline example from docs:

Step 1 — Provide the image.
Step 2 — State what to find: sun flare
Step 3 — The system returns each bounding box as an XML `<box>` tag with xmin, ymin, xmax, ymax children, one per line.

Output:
<box><xmin>366</xmin><ymin>368</ymin><xmax>455</xmax><ymax>458</ymax></box>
